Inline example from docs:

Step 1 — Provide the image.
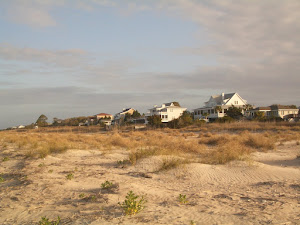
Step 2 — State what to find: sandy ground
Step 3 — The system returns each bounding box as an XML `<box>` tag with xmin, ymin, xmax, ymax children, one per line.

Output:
<box><xmin>0</xmin><ymin>141</ymin><xmax>299</xmax><ymax>225</ymax></box>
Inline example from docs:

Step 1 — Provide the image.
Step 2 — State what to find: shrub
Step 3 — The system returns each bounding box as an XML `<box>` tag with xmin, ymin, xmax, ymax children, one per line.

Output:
<box><xmin>178</xmin><ymin>194</ymin><xmax>188</xmax><ymax>204</ymax></box>
<box><xmin>158</xmin><ymin>157</ymin><xmax>188</xmax><ymax>171</ymax></box>
<box><xmin>101</xmin><ymin>181</ymin><xmax>113</xmax><ymax>189</ymax></box>
<box><xmin>243</xmin><ymin>134</ymin><xmax>275</xmax><ymax>151</ymax></box>
<box><xmin>119</xmin><ymin>191</ymin><xmax>147</xmax><ymax>215</ymax></box>
<box><xmin>66</xmin><ymin>173</ymin><xmax>74</xmax><ymax>180</ymax></box>
<box><xmin>2</xmin><ymin>157</ymin><xmax>9</xmax><ymax>162</ymax></box>
<box><xmin>0</xmin><ymin>174</ymin><xmax>4</xmax><ymax>183</ymax></box>
<box><xmin>38</xmin><ymin>216</ymin><xmax>61</xmax><ymax>225</ymax></box>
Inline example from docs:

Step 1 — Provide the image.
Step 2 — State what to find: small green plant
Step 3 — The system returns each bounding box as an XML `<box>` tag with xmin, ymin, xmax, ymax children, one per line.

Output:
<box><xmin>38</xmin><ymin>163</ymin><xmax>45</xmax><ymax>167</ymax></box>
<box><xmin>90</xmin><ymin>195</ymin><xmax>97</xmax><ymax>202</ymax></box>
<box><xmin>101</xmin><ymin>180</ymin><xmax>113</xmax><ymax>189</ymax></box>
<box><xmin>119</xmin><ymin>191</ymin><xmax>147</xmax><ymax>215</ymax></box>
<box><xmin>38</xmin><ymin>216</ymin><xmax>61</xmax><ymax>225</ymax></box>
<box><xmin>48</xmin><ymin>170</ymin><xmax>53</xmax><ymax>173</ymax></box>
<box><xmin>0</xmin><ymin>174</ymin><xmax>4</xmax><ymax>183</ymax></box>
<box><xmin>2</xmin><ymin>157</ymin><xmax>9</xmax><ymax>162</ymax></box>
<box><xmin>79</xmin><ymin>193</ymin><xmax>85</xmax><ymax>198</ymax></box>
<box><xmin>190</xmin><ymin>220</ymin><xmax>196</xmax><ymax>225</ymax></box>
<box><xmin>66</xmin><ymin>173</ymin><xmax>74</xmax><ymax>180</ymax></box>
<box><xmin>178</xmin><ymin>194</ymin><xmax>188</xmax><ymax>204</ymax></box>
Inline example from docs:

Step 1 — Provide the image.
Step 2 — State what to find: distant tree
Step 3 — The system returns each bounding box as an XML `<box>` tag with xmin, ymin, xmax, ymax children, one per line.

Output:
<box><xmin>36</xmin><ymin>114</ymin><xmax>48</xmax><ymax>127</ymax></box>
<box><xmin>244</xmin><ymin>104</ymin><xmax>254</xmax><ymax>111</ymax></box>
<box><xmin>226</xmin><ymin>105</ymin><xmax>243</xmax><ymax>119</ymax></box>
<box><xmin>147</xmin><ymin>115</ymin><xmax>162</xmax><ymax>128</ymax></box>
<box><xmin>253</xmin><ymin>111</ymin><xmax>265</xmax><ymax>121</ymax></box>
<box><xmin>131</xmin><ymin>110</ymin><xmax>141</xmax><ymax>119</ymax></box>
<box><xmin>168</xmin><ymin>111</ymin><xmax>193</xmax><ymax>129</ymax></box>
<box><xmin>288</xmin><ymin>105</ymin><xmax>297</xmax><ymax>109</ymax></box>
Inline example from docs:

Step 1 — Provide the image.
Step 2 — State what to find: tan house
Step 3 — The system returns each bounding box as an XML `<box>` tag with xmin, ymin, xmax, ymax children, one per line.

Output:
<box><xmin>96</xmin><ymin>113</ymin><xmax>114</xmax><ymax>120</ymax></box>
<box><xmin>248</xmin><ymin>105</ymin><xmax>299</xmax><ymax>120</ymax></box>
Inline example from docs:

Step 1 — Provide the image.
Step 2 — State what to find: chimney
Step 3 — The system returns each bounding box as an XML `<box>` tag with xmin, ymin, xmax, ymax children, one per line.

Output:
<box><xmin>221</xmin><ymin>93</ymin><xmax>225</xmax><ymax>101</ymax></box>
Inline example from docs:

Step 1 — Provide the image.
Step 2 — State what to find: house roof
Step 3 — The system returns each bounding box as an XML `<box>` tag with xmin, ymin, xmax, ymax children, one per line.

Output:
<box><xmin>270</xmin><ymin>104</ymin><xmax>297</xmax><ymax>110</ymax></box>
<box><xmin>121</xmin><ymin>108</ymin><xmax>133</xmax><ymax>113</ymax></box>
<box><xmin>253</xmin><ymin>107</ymin><xmax>271</xmax><ymax>110</ymax></box>
<box><xmin>164</xmin><ymin>102</ymin><xmax>181</xmax><ymax>107</ymax></box>
<box><xmin>207</xmin><ymin>93</ymin><xmax>235</xmax><ymax>105</ymax></box>
<box><xmin>96</xmin><ymin>113</ymin><xmax>112</xmax><ymax>116</ymax></box>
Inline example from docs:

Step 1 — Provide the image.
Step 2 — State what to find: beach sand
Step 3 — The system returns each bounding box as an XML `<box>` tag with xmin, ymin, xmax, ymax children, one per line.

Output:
<box><xmin>1</xmin><ymin>141</ymin><xmax>299</xmax><ymax>224</ymax></box>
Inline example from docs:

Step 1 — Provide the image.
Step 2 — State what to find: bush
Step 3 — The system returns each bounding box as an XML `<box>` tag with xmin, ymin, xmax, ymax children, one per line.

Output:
<box><xmin>38</xmin><ymin>216</ymin><xmax>61</xmax><ymax>225</ymax></box>
<box><xmin>119</xmin><ymin>191</ymin><xmax>147</xmax><ymax>215</ymax></box>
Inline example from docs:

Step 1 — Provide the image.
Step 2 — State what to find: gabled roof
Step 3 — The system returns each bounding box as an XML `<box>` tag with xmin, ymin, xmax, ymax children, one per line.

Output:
<box><xmin>208</xmin><ymin>93</ymin><xmax>235</xmax><ymax>105</ymax></box>
<box><xmin>164</xmin><ymin>102</ymin><xmax>181</xmax><ymax>107</ymax></box>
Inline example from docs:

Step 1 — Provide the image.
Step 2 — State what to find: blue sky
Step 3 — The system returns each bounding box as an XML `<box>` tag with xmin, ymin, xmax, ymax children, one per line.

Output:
<box><xmin>1</xmin><ymin>0</ymin><xmax>300</xmax><ymax>129</ymax></box>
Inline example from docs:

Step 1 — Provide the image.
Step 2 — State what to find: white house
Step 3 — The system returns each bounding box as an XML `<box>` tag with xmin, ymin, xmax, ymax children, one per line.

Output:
<box><xmin>148</xmin><ymin>102</ymin><xmax>187</xmax><ymax>122</ymax></box>
<box><xmin>194</xmin><ymin>93</ymin><xmax>248</xmax><ymax>120</ymax></box>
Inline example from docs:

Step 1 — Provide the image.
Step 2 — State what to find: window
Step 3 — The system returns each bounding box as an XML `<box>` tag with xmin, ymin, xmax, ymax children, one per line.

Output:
<box><xmin>165</xmin><ymin>115</ymin><xmax>168</xmax><ymax>119</ymax></box>
<box><xmin>224</xmin><ymin>109</ymin><xmax>228</xmax><ymax>113</ymax></box>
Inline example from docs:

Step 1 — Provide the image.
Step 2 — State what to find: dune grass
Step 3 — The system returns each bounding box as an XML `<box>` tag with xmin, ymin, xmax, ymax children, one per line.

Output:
<box><xmin>1</xmin><ymin>121</ymin><xmax>299</xmax><ymax>165</ymax></box>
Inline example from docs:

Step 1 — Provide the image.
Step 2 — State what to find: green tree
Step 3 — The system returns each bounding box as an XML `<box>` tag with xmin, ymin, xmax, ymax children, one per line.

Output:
<box><xmin>168</xmin><ymin>111</ymin><xmax>193</xmax><ymax>129</ymax></box>
<box><xmin>243</xmin><ymin>104</ymin><xmax>254</xmax><ymax>111</ymax></box>
<box><xmin>253</xmin><ymin>111</ymin><xmax>265</xmax><ymax>121</ymax></box>
<box><xmin>36</xmin><ymin>114</ymin><xmax>48</xmax><ymax>127</ymax></box>
<box><xmin>147</xmin><ymin>115</ymin><xmax>162</xmax><ymax>128</ymax></box>
<box><xmin>226</xmin><ymin>105</ymin><xmax>243</xmax><ymax>119</ymax></box>
<box><xmin>131</xmin><ymin>110</ymin><xmax>141</xmax><ymax>119</ymax></box>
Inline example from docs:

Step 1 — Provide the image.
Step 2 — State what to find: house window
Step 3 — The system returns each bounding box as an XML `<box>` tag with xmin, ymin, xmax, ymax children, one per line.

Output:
<box><xmin>165</xmin><ymin>115</ymin><xmax>168</xmax><ymax>119</ymax></box>
<box><xmin>224</xmin><ymin>109</ymin><xmax>228</xmax><ymax>113</ymax></box>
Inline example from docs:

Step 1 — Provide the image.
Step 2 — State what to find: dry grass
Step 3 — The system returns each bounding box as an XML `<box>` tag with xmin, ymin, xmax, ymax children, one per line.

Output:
<box><xmin>1</xmin><ymin>121</ymin><xmax>299</xmax><ymax>165</ymax></box>
<box><xmin>157</xmin><ymin>157</ymin><xmax>189</xmax><ymax>171</ymax></box>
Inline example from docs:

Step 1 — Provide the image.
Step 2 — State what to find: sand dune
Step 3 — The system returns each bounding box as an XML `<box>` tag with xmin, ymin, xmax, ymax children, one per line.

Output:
<box><xmin>0</xmin><ymin>141</ymin><xmax>299</xmax><ymax>224</ymax></box>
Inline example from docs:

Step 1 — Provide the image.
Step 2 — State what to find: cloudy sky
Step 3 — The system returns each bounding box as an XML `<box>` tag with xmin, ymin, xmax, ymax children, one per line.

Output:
<box><xmin>1</xmin><ymin>0</ymin><xmax>300</xmax><ymax>129</ymax></box>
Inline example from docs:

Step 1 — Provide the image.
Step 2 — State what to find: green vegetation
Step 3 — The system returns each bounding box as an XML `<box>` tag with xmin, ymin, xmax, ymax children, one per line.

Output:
<box><xmin>119</xmin><ymin>191</ymin><xmax>147</xmax><ymax>215</ymax></box>
<box><xmin>38</xmin><ymin>216</ymin><xmax>61</xmax><ymax>225</ymax></box>
<box><xmin>147</xmin><ymin>115</ymin><xmax>162</xmax><ymax>128</ymax></box>
<box><xmin>36</xmin><ymin>114</ymin><xmax>48</xmax><ymax>127</ymax></box>
<box><xmin>66</xmin><ymin>173</ymin><xmax>74</xmax><ymax>180</ymax></box>
<box><xmin>79</xmin><ymin>193</ymin><xmax>85</xmax><ymax>198</ymax></box>
<box><xmin>226</xmin><ymin>105</ymin><xmax>243</xmax><ymax>119</ymax></box>
<box><xmin>101</xmin><ymin>180</ymin><xmax>113</xmax><ymax>189</ymax></box>
<box><xmin>168</xmin><ymin>111</ymin><xmax>193</xmax><ymax>129</ymax></box>
<box><xmin>2</xmin><ymin>156</ymin><xmax>9</xmax><ymax>162</ymax></box>
<box><xmin>0</xmin><ymin>174</ymin><xmax>4</xmax><ymax>183</ymax></box>
<box><xmin>178</xmin><ymin>194</ymin><xmax>188</xmax><ymax>204</ymax></box>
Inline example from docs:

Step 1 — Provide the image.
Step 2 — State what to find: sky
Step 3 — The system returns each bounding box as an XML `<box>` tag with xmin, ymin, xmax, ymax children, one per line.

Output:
<box><xmin>1</xmin><ymin>0</ymin><xmax>300</xmax><ymax>129</ymax></box>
